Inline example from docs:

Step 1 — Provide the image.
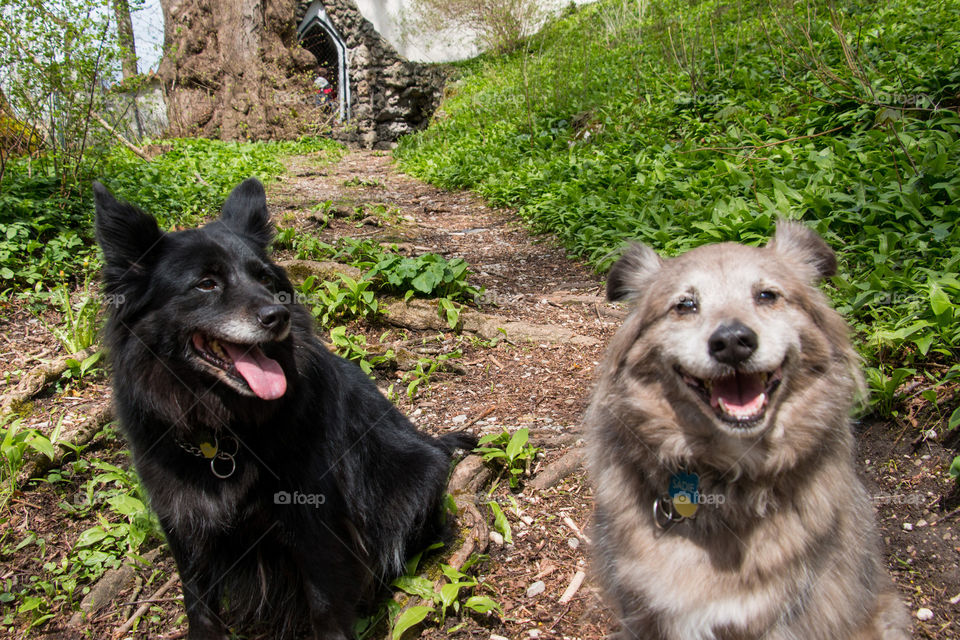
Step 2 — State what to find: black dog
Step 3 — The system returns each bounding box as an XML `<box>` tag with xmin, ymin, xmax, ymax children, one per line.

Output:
<box><xmin>94</xmin><ymin>178</ymin><xmax>474</xmax><ymax>639</ymax></box>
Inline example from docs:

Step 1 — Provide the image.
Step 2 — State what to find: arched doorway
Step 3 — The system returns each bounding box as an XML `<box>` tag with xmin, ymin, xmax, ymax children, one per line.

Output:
<box><xmin>298</xmin><ymin>2</ymin><xmax>351</xmax><ymax>122</ymax></box>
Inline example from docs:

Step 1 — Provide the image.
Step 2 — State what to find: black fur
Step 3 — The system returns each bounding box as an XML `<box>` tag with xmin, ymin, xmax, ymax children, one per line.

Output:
<box><xmin>94</xmin><ymin>178</ymin><xmax>475</xmax><ymax>640</ymax></box>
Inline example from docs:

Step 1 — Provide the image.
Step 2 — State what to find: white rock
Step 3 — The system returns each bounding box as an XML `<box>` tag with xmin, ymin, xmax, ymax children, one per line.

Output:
<box><xmin>528</xmin><ymin>631</ymin><xmax>541</xmax><ymax>639</ymax></box>
<box><xmin>489</xmin><ymin>531</ymin><xmax>504</xmax><ymax>545</ymax></box>
<box><xmin>916</xmin><ymin>607</ymin><xmax>934</xmax><ymax>621</ymax></box>
<box><xmin>490</xmin><ymin>635</ymin><xmax>510</xmax><ymax>640</ymax></box>
<box><xmin>916</xmin><ymin>519</ymin><xmax>928</xmax><ymax>528</ymax></box>
<box><xmin>902</xmin><ymin>522</ymin><xmax>914</xmax><ymax>531</ymax></box>
<box><xmin>567</xmin><ymin>537</ymin><xmax>580</xmax><ymax>549</ymax></box>
<box><xmin>526</xmin><ymin>580</ymin><xmax>546</xmax><ymax>598</ymax></box>
<box><xmin>451</xmin><ymin>414</ymin><xmax>468</xmax><ymax>424</ymax></box>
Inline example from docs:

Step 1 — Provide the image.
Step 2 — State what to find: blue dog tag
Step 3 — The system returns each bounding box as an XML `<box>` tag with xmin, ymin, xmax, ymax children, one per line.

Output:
<box><xmin>669</xmin><ymin>471</ymin><xmax>699</xmax><ymax>518</ymax></box>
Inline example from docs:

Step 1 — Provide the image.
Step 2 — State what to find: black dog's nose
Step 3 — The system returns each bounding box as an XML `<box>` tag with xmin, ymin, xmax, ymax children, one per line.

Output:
<box><xmin>258</xmin><ymin>304</ymin><xmax>290</xmax><ymax>331</ymax></box>
<box><xmin>709</xmin><ymin>321</ymin><xmax>758</xmax><ymax>366</ymax></box>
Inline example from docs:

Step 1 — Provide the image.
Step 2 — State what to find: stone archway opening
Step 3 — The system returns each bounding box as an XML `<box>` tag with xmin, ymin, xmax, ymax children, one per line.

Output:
<box><xmin>298</xmin><ymin>2</ymin><xmax>351</xmax><ymax>122</ymax></box>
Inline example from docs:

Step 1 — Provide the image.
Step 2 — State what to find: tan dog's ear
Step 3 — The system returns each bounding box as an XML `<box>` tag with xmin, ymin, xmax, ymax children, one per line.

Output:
<box><xmin>606</xmin><ymin>243</ymin><xmax>663</xmax><ymax>301</ymax></box>
<box><xmin>768</xmin><ymin>220</ymin><xmax>837</xmax><ymax>281</ymax></box>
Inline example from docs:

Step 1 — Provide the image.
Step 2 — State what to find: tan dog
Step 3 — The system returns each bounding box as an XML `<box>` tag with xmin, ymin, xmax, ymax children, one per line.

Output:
<box><xmin>585</xmin><ymin>222</ymin><xmax>909</xmax><ymax>640</ymax></box>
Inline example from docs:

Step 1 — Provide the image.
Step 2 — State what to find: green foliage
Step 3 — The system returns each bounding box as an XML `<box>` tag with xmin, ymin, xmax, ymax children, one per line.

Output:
<box><xmin>366</xmin><ymin>253</ymin><xmax>481</xmax><ymax>303</ymax></box>
<box><xmin>328</xmin><ymin>326</ymin><xmax>396</xmax><ymax>375</ymax></box>
<box><xmin>475</xmin><ymin>427</ymin><xmax>539</xmax><ymax>488</ymax></box>
<box><xmin>486</xmin><ymin>499</ymin><xmax>513</xmax><ymax>544</ymax></box>
<box><xmin>0</xmin><ymin>0</ymin><xmax>122</xmax><ymax>191</ymax></box>
<box><xmin>1</xmin><ymin>441</ymin><xmax>163</xmax><ymax>627</ymax></box>
<box><xmin>299</xmin><ymin>274</ymin><xmax>381</xmax><ymax>326</ymax></box>
<box><xmin>401</xmin><ymin>350</ymin><xmax>462</xmax><ymax>399</ymax></box>
<box><xmin>0</xmin><ymin>417</ymin><xmax>56</xmax><ymax>511</ymax></box>
<box><xmin>390</xmin><ymin>552</ymin><xmax>501</xmax><ymax>639</ymax></box>
<box><xmin>397</xmin><ymin>0</ymin><xmax>960</xmax><ymax>417</ymax></box>
<box><xmin>98</xmin><ymin>137</ymin><xmax>343</xmax><ymax>230</ymax></box>
<box><xmin>0</xmin><ymin>137</ymin><xmax>342</xmax><ymax>297</ymax></box>
<box><xmin>38</xmin><ymin>280</ymin><xmax>102</xmax><ymax>354</ymax></box>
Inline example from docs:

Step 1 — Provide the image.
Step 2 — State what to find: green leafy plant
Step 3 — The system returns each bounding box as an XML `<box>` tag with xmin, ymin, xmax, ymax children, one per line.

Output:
<box><xmin>365</xmin><ymin>253</ymin><xmax>482</xmax><ymax>303</ymax></box>
<box><xmin>475</xmin><ymin>427</ymin><xmax>539</xmax><ymax>489</ymax></box>
<box><xmin>401</xmin><ymin>350</ymin><xmax>462</xmax><ymax>399</ymax></box>
<box><xmin>390</xmin><ymin>553</ymin><xmax>501</xmax><ymax>640</ymax></box>
<box><xmin>299</xmin><ymin>274</ymin><xmax>380</xmax><ymax>326</ymax></box>
<box><xmin>38</xmin><ymin>280</ymin><xmax>102</xmax><ymax>354</ymax></box>
<box><xmin>61</xmin><ymin>350</ymin><xmax>104</xmax><ymax>382</ymax></box>
<box><xmin>1</xmin><ymin>417</ymin><xmax>56</xmax><ymax>511</ymax></box>
<box><xmin>328</xmin><ymin>326</ymin><xmax>396</xmax><ymax>375</ymax></box>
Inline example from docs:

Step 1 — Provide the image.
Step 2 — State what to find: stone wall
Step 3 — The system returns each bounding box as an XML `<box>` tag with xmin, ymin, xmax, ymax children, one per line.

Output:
<box><xmin>296</xmin><ymin>0</ymin><xmax>448</xmax><ymax>148</ymax></box>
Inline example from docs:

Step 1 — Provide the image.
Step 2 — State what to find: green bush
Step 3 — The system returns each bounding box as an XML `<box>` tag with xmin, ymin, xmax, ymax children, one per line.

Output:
<box><xmin>0</xmin><ymin>137</ymin><xmax>342</xmax><ymax>297</ymax></box>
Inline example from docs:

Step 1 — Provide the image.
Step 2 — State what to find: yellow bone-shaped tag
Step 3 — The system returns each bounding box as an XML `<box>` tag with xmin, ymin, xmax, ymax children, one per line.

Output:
<box><xmin>199</xmin><ymin>441</ymin><xmax>218</xmax><ymax>459</ymax></box>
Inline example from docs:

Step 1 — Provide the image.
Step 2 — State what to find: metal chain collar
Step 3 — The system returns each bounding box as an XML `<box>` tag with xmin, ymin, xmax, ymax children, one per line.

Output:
<box><xmin>176</xmin><ymin>433</ymin><xmax>239</xmax><ymax>479</ymax></box>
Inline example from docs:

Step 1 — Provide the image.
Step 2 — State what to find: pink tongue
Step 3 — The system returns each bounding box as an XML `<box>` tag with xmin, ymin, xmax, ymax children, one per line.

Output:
<box><xmin>221</xmin><ymin>342</ymin><xmax>287</xmax><ymax>400</ymax></box>
<box><xmin>711</xmin><ymin>372</ymin><xmax>764</xmax><ymax>413</ymax></box>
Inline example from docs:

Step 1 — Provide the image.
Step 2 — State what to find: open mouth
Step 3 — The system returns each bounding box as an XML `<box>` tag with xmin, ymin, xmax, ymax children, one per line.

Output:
<box><xmin>677</xmin><ymin>366</ymin><xmax>782</xmax><ymax>426</ymax></box>
<box><xmin>191</xmin><ymin>333</ymin><xmax>287</xmax><ymax>400</ymax></box>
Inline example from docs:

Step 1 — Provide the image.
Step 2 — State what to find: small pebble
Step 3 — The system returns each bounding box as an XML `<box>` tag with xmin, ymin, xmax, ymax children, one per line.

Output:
<box><xmin>916</xmin><ymin>607</ymin><xmax>933</xmax><ymax>621</ymax></box>
<box><xmin>916</xmin><ymin>519</ymin><xmax>928</xmax><ymax>528</ymax></box>
<box><xmin>490</xmin><ymin>635</ymin><xmax>510</xmax><ymax>640</ymax></box>
<box><xmin>451</xmin><ymin>414</ymin><xmax>467</xmax><ymax>424</ymax></box>
<box><xmin>526</xmin><ymin>580</ymin><xmax>546</xmax><ymax>598</ymax></box>
<box><xmin>528</xmin><ymin>631</ymin><xmax>541</xmax><ymax>639</ymax></box>
<box><xmin>489</xmin><ymin>531</ymin><xmax>504</xmax><ymax>545</ymax></box>
<box><xmin>902</xmin><ymin>522</ymin><xmax>914</xmax><ymax>531</ymax></box>
<box><xmin>567</xmin><ymin>537</ymin><xmax>580</xmax><ymax>549</ymax></box>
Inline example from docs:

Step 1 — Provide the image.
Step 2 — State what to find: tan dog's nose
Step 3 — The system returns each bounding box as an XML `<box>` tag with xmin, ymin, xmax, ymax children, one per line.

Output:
<box><xmin>709</xmin><ymin>321</ymin><xmax>758</xmax><ymax>365</ymax></box>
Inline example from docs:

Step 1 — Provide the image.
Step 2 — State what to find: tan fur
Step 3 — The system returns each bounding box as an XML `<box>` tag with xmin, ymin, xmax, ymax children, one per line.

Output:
<box><xmin>585</xmin><ymin>222</ymin><xmax>910</xmax><ymax>640</ymax></box>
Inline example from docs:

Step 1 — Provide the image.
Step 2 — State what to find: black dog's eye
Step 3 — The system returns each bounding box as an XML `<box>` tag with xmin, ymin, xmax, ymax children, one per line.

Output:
<box><xmin>675</xmin><ymin>297</ymin><xmax>698</xmax><ymax>315</ymax></box>
<box><xmin>257</xmin><ymin>272</ymin><xmax>273</xmax><ymax>287</ymax></box>
<box><xmin>195</xmin><ymin>278</ymin><xmax>219</xmax><ymax>292</ymax></box>
<box><xmin>757</xmin><ymin>290</ymin><xmax>780</xmax><ymax>305</ymax></box>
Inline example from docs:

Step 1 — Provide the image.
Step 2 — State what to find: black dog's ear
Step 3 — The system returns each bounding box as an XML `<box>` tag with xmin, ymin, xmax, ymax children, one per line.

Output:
<box><xmin>768</xmin><ymin>219</ymin><xmax>837</xmax><ymax>281</ymax></box>
<box><xmin>93</xmin><ymin>182</ymin><xmax>164</xmax><ymax>320</ymax></box>
<box><xmin>94</xmin><ymin>181</ymin><xmax>163</xmax><ymax>273</ymax></box>
<box><xmin>606</xmin><ymin>242</ymin><xmax>663</xmax><ymax>301</ymax></box>
<box><xmin>220</xmin><ymin>178</ymin><xmax>273</xmax><ymax>247</ymax></box>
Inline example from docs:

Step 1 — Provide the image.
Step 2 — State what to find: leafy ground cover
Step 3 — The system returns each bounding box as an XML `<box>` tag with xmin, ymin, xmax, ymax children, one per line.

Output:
<box><xmin>0</xmin><ymin>137</ymin><xmax>343</xmax><ymax>297</ymax></box>
<box><xmin>396</xmin><ymin>0</ymin><xmax>960</xmax><ymax>435</ymax></box>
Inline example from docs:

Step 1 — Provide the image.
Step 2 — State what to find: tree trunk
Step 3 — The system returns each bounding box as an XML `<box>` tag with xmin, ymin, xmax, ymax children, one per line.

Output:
<box><xmin>157</xmin><ymin>0</ymin><xmax>319</xmax><ymax>140</ymax></box>
<box><xmin>113</xmin><ymin>0</ymin><xmax>138</xmax><ymax>79</ymax></box>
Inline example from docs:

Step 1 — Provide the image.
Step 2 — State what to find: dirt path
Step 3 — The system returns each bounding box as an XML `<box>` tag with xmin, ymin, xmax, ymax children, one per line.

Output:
<box><xmin>2</xmin><ymin>148</ymin><xmax>957</xmax><ymax>638</ymax></box>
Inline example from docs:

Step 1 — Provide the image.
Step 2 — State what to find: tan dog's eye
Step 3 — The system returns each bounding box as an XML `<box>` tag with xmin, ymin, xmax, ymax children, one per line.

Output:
<box><xmin>675</xmin><ymin>297</ymin><xmax>698</xmax><ymax>314</ymax></box>
<box><xmin>757</xmin><ymin>290</ymin><xmax>779</xmax><ymax>305</ymax></box>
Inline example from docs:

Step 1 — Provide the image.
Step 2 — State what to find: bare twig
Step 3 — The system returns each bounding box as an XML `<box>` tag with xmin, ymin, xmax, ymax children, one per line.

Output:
<box><xmin>558</xmin><ymin>570</ymin><xmax>587</xmax><ymax>604</ymax></box>
<box><xmin>114</xmin><ymin>574</ymin><xmax>178</xmax><ymax>638</ymax></box>
<box><xmin>92</xmin><ymin>113</ymin><xmax>149</xmax><ymax>161</ymax></box>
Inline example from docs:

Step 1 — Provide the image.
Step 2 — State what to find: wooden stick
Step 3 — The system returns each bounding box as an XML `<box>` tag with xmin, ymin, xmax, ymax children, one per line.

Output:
<box><xmin>114</xmin><ymin>574</ymin><xmax>178</xmax><ymax>638</ymax></box>
<box><xmin>558</xmin><ymin>570</ymin><xmax>586</xmax><ymax>604</ymax></box>
<box><xmin>92</xmin><ymin>113</ymin><xmax>150</xmax><ymax>161</ymax></box>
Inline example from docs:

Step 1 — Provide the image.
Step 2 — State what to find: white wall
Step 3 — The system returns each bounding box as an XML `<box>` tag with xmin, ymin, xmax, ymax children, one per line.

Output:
<box><xmin>354</xmin><ymin>0</ymin><xmax>595</xmax><ymax>63</ymax></box>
